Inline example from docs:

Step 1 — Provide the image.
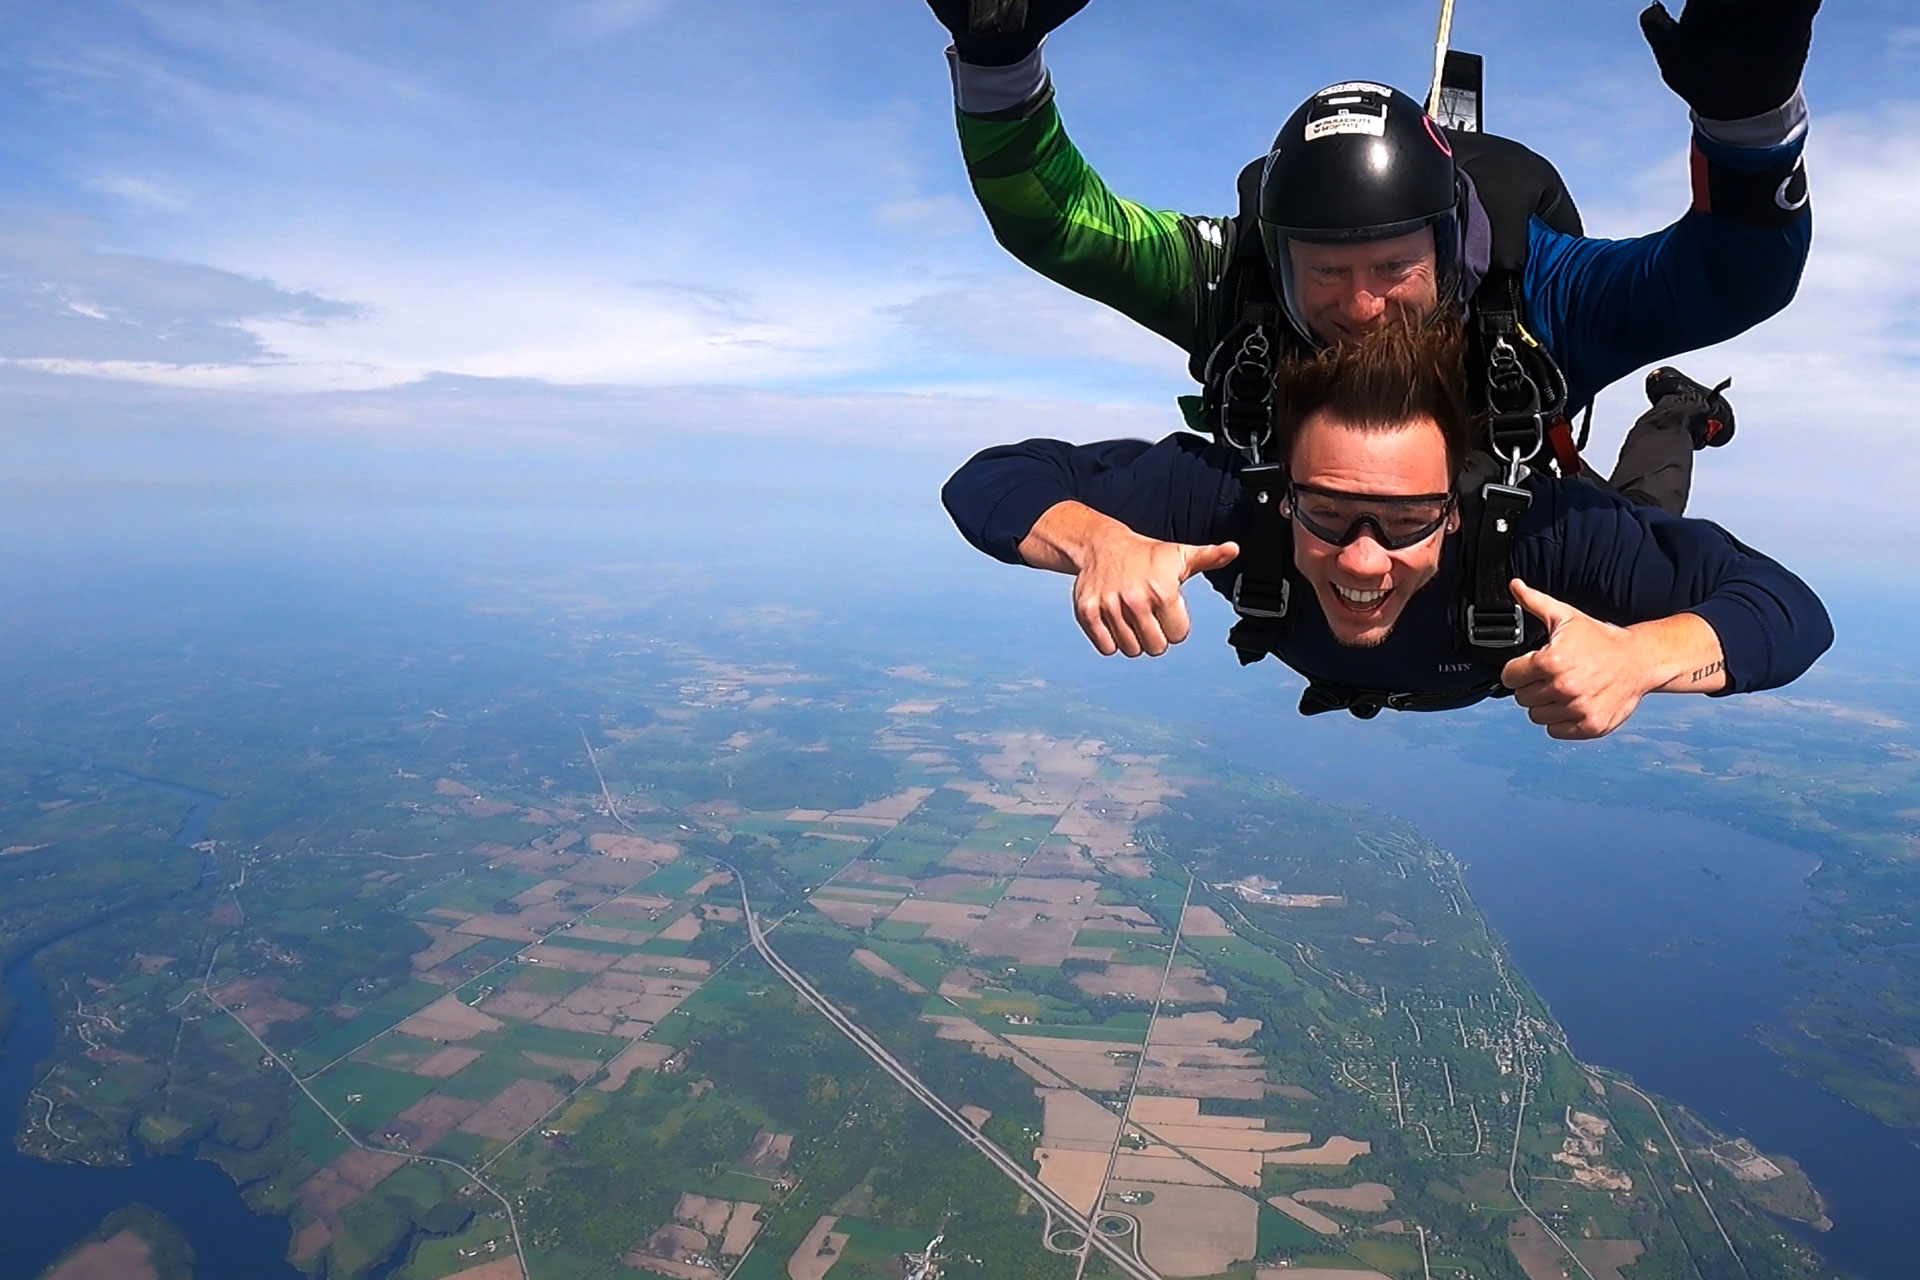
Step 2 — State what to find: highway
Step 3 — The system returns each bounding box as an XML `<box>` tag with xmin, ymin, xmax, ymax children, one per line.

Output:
<box><xmin>721</xmin><ymin>860</ymin><xmax>1163</xmax><ymax>1280</ymax></box>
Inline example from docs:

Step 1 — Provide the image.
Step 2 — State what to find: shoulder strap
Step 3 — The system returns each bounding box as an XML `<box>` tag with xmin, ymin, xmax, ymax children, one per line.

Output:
<box><xmin>1454</xmin><ymin>470</ymin><xmax>1536</xmax><ymax>651</ymax></box>
<box><xmin>1223</xmin><ymin>463</ymin><xmax>1296</xmax><ymax>665</ymax></box>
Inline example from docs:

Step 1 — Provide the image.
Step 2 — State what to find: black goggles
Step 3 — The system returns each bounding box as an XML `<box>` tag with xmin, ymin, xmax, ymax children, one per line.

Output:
<box><xmin>1282</xmin><ymin>481</ymin><xmax>1456</xmax><ymax>551</ymax></box>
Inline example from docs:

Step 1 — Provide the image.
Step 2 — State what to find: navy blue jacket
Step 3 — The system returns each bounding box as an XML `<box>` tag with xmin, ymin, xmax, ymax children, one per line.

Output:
<box><xmin>943</xmin><ymin>434</ymin><xmax>1832</xmax><ymax>702</ymax></box>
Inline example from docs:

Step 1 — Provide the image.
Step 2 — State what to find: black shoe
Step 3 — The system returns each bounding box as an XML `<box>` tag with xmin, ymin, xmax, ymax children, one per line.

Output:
<box><xmin>1646</xmin><ymin>366</ymin><xmax>1735</xmax><ymax>450</ymax></box>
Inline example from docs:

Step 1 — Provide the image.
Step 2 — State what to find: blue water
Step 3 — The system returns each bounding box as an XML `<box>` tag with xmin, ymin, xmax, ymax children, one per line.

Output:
<box><xmin>1255</xmin><ymin>712</ymin><xmax>1919</xmax><ymax>1280</ymax></box>
<box><xmin>0</xmin><ymin>776</ymin><xmax>304</xmax><ymax>1280</ymax></box>
<box><xmin>1033</xmin><ymin>647</ymin><xmax>1916</xmax><ymax>1279</ymax></box>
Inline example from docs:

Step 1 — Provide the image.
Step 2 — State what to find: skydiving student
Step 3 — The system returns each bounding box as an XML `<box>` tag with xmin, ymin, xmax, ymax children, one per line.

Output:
<box><xmin>922</xmin><ymin>0</ymin><xmax>1818</xmax><ymax>520</ymax></box>
<box><xmin>940</xmin><ymin>321</ymin><xmax>1833</xmax><ymax>737</ymax></box>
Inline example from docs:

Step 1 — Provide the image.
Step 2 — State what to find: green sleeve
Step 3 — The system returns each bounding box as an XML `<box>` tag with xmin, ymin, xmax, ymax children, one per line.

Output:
<box><xmin>958</xmin><ymin>87</ymin><xmax>1230</xmax><ymax>357</ymax></box>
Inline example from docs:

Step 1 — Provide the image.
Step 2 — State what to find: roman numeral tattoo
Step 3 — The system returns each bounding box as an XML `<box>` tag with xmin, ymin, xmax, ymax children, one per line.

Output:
<box><xmin>1689</xmin><ymin>660</ymin><xmax>1726</xmax><ymax>684</ymax></box>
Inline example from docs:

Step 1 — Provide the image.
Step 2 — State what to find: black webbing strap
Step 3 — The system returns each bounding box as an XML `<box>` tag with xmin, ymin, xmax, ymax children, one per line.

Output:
<box><xmin>1462</xmin><ymin>480</ymin><xmax>1533</xmax><ymax>649</ymax></box>
<box><xmin>1298</xmin><ymin>680</ymin><xmax>1510</xmax><ymax>719</ymax></box>
<box><xmin>1225</xmin><ymin>462</ymin><xmax>1294</xmax><ymax>666</ymax></box>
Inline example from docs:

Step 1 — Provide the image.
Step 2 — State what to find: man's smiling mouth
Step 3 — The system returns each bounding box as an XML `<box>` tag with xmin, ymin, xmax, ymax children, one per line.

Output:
<box><xmin>1332</xmin><ymin>583</ymin><xmax>1390</xmax><ymax>609</ymax></box>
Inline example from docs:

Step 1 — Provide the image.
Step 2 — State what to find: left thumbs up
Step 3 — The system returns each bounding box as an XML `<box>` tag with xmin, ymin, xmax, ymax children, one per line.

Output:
<box><xmin>1499</xmin><ymin>578</ymin><xmax>1650</xmax><ymax>740</ymax></box>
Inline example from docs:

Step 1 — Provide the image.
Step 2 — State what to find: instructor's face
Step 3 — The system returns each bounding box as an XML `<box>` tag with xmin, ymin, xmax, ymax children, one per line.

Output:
<box><xmin>1288</xmin><ymin>412</ymin><xmax>1457</xmax><ymax>648</ymax></box>
<box><xmin>1289</xmin><ymin>228</ymin><xmax>1440</xmax><ymax>346</ymax></box>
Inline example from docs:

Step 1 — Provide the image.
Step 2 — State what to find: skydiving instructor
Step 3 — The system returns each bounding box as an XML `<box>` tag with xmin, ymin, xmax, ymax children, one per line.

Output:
<box><xmin>923</xmin><ymin>0</ymin><xmax>1820</xmax><ymax>518</ymax></box>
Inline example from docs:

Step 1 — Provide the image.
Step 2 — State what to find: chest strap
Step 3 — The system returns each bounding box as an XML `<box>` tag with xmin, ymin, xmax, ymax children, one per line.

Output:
<box><xmin>1298</xmin><ymin>680</ymin><xmax>1511</xmax><ymax>719</ymax></box>
<box><xmin>1225</xmin><ymin>462</ymin><xmax>1295</xmax><ymax>664</ymax></box>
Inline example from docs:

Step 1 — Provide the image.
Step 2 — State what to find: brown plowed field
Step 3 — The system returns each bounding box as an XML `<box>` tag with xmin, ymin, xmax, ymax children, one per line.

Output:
<box><xmin>1039</xmin><ymin>1087</ymin><xmax>1120</xmax><ymax>1148</ymax></box>
<box><xmin>674</xmin><ymin>1192</ymin><xmax>732</xmax><ymax>1234</ymax></box>
<box><xmin>967</xmin><ymin>901</ymin><xmax>1079</xmax><ymax>966</ymax></box>
<box><xmin>444</xmin><ymin>1261</ymin><xmax>524</xmax><ymax>1280</ymax></box>
<box><xmin>509</xmin><ymin>878</ymin><xmax>570</xmax><ymax>905</ymax></box>
<box><xmin>590</xmin><ymin>833</ymin><xmax>681</xmax><ymax>861</ymax></box>
<box><xmin>460</xmin><ymin>1078</ymin><xmax>566</xmax><ymax>1141</ymax></box>
<box><xmin>885</xmin><ymin>899</ymin><xmax>987</xmax><ymax>941</ymax></box>
<box><xmin>739</xmin><ymin>1129</ymin><xmax>793</xmax><ymax>1174</ymax></box>
<box><xmin>1150</xmin><ymin>1012</ymin><xmax>1261</xmax><ymax>1045</ymax></box>
<box><xmin>521</xmin><ymin>944</ymin><xmax>618</xmax><ymax>974</ymax></box>
<box><xmin>721</xmin><ymin>1201</ymin><xmax>763</xmax><ymax>1255</ymax></box>
<box><xmin>210</xmin><ymin>977</ymin><xmax>310</xmax><ymax>1035</ymax></box>
<box><xmin>1263</xmin><ymin>1136</ymin><xmax>1371</xmax><ymax>1166</ymax></box>
<box><xmin>480</xmin><ymin>989</ymin><xmax>560</xmax><ymax>1019</ymax></box>
<box><xmin>383</xmin><ymin>1093</ymin><xmax>482</xmax><ymax>1149</ymax></box>
<box><xmin>1005</xmin><ymin>877</ymin><xmax>1101</xmax><ymax>904</ymax></box>
<box><xmin>411</xmin><ymin>1046</ymin><xmax>483</xmax><ymax>1079</ymax></box>
<box><xmin>810</xmin><ymin>898</ymin><xmax>889</xmax><ymax>927</ymax></box>
<box><xmin>1034</xmin><ymin>1146</ymin><xmax>1109</xmax><ymax>1216</ymax></box>
<box><xmin>410</xmin><ymin>927</ymin><xmax>482</xmax><ymax>972</ymax></box>
<box><xmin>396</xmin><ymin>994</ymin><xmax>504</xmax><ymax>1042</ymax></box>
<box><xmin>1267</xmin><ymin>1196</ymin><xmax>1341</xmax><ymax>1235</ymax></box>
<box><xmin>852</xmin><ymin>949</ymin><xmax>926</xmax><ymax>993</ymax></box>
<box><xmin>786</xmin><ymin>1215</ymin><xmax>846</xmax><ymax>1280</ymax></box>
<box><xmin>1294</xmin><ymin>1183</ymin><xmax>1394</xmax><ymax>1212</ymax></box>
<box><xmin>596</xmin><ymin>1041</ymin><xmax>675</xmax><ymax>1092</ymax></box>
<box><xmin>450</xmin><ymin>915</ymin><xmax>541</xmax><ymax>943</ymax></box>
<box><xmin>597</xmin><ymin>893</ymin><xmax>675</xmax><ymax>919</ymax></box>
<box><xmin>1118</xmin><ymin>1182</ymin><xmax>1258</xmax><ymax>1277</ymax></box>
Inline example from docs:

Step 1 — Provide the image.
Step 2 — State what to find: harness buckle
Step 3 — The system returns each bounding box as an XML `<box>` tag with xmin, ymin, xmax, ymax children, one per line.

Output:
<box><xmin>1464</xmin><ymin>602</ymin><xmax>1526</xmax><ymax>649</ymax></box>
<box><xmin>1230</xmin><ymin>574</ymin><xmax>1289</xmax><ymax>620</ymax></box>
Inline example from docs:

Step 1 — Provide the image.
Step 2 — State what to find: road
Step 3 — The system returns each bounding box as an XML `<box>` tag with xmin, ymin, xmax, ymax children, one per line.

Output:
<box><xmin>721</xmin><ymin>859</ymin><xmax>1164</xmax><ymax>1280</ymax></box>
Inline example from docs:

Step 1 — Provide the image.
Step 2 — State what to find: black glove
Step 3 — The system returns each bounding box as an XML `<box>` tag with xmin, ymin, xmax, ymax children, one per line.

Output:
<box><xmin>1640</xmin><ymin>0</ymin><xmax>1820</xmax><ymax>121</ymax></box>
<box><xmin>925</xmin><ymin>0</ymin><xmax>1090</xmax><ymax>67</ymax></box>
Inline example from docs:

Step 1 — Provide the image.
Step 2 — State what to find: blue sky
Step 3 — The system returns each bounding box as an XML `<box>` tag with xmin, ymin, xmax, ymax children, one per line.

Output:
<box><xmin>2</xmin><ymin>0</ymin><xmax>1917</xmax><ymax>565</ymax></box>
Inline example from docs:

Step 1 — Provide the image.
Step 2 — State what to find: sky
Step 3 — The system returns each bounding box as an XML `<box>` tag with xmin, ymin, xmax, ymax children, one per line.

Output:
<box><xmin>2</xmin><ymin>0</ymin><xmax>1917</xmax><ymax>574</ymax></box>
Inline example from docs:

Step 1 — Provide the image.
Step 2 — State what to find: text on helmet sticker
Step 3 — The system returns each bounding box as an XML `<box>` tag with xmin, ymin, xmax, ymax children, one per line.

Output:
<box><xmin>1305</xmin><ymin>112</ymin><xmax>1387</xmax><ymax>141</ymax></box>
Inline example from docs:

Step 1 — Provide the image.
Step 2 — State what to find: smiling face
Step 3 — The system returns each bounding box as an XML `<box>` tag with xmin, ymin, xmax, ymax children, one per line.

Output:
<box><xmin>1286</xmin><ymin>227</ymin><xmax>1440</xmax><ymax>346</ymax></box>
<box><xmin>1285</xmin><ymin>408</ymin><xmax>1459</xmax><ymax>647</ymax></box>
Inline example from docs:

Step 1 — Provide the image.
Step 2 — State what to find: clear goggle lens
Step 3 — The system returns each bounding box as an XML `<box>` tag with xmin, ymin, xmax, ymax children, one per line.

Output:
<box><xmin>1284</xmin><ymin>481</ymin><xmax>1454</xmax><ymax>551</ymax></box>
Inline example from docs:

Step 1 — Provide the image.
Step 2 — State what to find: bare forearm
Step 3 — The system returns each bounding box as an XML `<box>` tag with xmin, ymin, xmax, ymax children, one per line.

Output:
<box><xmin>1635</xmin><ymin>612</ymin><xmax>1730</xmax><ymax>694</ymax></box>
<box><xmin>1017</xmin><ymin>500</ymin><xmax>1130</xmax><ymax>574</ymax></box>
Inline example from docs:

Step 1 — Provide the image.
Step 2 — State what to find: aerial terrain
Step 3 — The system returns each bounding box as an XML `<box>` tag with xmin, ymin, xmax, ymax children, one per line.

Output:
<box><xmin>2</xmin><ymin>548</ymin><xmax>1880</xmax><ymax>1280</ymax></box>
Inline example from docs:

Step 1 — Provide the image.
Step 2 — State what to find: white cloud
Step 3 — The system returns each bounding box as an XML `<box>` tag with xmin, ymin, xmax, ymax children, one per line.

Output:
<box><xmin>0</xmin><ymin>213</ymin><xmax>358</xmax><ymax>368</ymax></box>
<box><xmin>85</xmin><ymin>173</ymin><xmax>190</xmax><ymax>213</ymax></box>
<box><xmin>886</xmin><ymin>272</ymin><xmax>1190</xmax><ymax>373</ymax></box>
<box><xmin>1571</xmin><ymin>101</ymin><xmax>1920</xmax><ymax>537</ymax></box>
<box><xmin>556</xmin><ymin>0</ymin><xmax>676</xmax><ymax>41</ymax></box>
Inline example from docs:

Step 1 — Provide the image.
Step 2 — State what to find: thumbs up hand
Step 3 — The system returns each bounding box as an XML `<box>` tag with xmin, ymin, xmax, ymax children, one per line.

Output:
<box><xmin>1073</xmin><ymin>535</ymin><xmax>1239</xmax><ymax>658</ymax></box>
<box><xmin>1498</xmin><ymin>579</ymin><xmax>1653</xmax><ymax>740</ymax></box>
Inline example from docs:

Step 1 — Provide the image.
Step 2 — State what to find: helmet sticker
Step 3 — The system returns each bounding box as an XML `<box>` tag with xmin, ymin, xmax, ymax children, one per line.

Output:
<box><xmin>1305</xmin><ymin>112</ymin><xmax>1387</xmax><ymax>141</ymax></box>
<box><xmin>1302</xmin><ymin>82</ymin><xmax>1392</xmax><ymax>142</ymax></box>
<box><xmin>1317</xmin><ymin>81</ymin><xmax>1394</xmax><ymax>98</ymax></box>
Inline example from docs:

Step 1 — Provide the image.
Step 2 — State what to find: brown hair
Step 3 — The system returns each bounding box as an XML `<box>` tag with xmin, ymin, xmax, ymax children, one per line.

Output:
<box><xmin>1272</xmin><ymin>318</ymin><xmax>1474</xmax><ymax>476</ymax></box>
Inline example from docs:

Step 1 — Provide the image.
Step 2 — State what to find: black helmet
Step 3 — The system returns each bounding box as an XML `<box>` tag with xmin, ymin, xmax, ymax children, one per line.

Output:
<box><xmin>1259</xmin><ymin>81</ymin><xmax>1464</xmax><ymax>346</ymax></box>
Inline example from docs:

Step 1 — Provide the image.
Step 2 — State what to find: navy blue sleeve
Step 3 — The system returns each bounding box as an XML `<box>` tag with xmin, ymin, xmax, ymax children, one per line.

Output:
<box><xmin>1524</xmin><ymin>132</ymin><xmax>1811</xmax><ymax>409</ymax></box>
<box><xmin>1514</xmin><ymin>480</ymin><xmax>1832</xmax><ymax>694</ymax></box>
<box><xmin>941</xmin><ymin>434</ymin><xmax>1243</xmax><ymax>563</ymax></box>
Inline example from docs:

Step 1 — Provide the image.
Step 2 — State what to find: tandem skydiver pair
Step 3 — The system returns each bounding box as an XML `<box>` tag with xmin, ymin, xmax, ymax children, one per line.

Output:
<box><xmin>927</xmin><ymin>0</ymin><xmax>1833</xmax><ymax>737</ymax></box>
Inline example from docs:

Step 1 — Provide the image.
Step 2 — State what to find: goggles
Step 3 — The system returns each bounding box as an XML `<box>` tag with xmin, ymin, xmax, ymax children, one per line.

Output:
<box><xmin>1283</xmin><ymin>480</ymin><xmax>1455</xmax><ymax>551</ymax></box>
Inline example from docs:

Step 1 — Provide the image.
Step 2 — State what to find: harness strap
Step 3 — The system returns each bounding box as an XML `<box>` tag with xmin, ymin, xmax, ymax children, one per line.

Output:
<box><xmin>1461</xmin><ymin>480</ymin><xmax>1533</xmax><ymax>649</ymax></box>
<box><xmin>1298</xmin><ymin>680</ymin><xmax>1510</xmax><ymax>719</ymax></box>
<box><xmin>1225</xmin><ymin>462</ymin><xmax>1296</xmax><ymax>665</ymax></box>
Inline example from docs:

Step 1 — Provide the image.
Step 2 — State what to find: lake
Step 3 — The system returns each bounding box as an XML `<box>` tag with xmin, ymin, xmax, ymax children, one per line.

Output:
<box><xmin>0</xmin><ymin>774</ymin><xmax>305</xmax><ymax>1280</ymax></box>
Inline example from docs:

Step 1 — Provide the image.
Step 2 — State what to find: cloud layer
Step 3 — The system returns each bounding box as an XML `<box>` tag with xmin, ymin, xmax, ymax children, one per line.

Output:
<box><xmin>0</xmin><ymin>0</ymin><xmax>1915</xmax><ymax>562</ymax></box>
